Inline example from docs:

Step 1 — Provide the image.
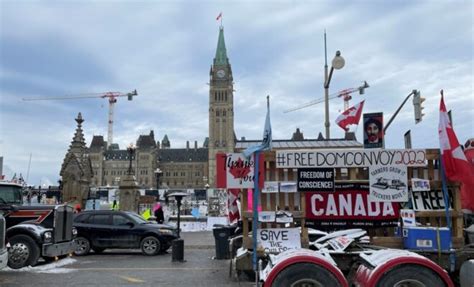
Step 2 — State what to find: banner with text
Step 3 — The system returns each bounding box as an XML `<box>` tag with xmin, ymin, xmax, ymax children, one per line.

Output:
<box><xmin>297</xmin><ymin>168</ymin><xmax>335</xmax><ymax>192</ymax></box>
<box><xmin>411</xmin><ymin>189</ymin><xmax>454</xmax><ymax>211</ymax></box>
<box><xmin>305</xmin><ymin>182</ymin><xmax>400</xmax><ymax>228</ymax></box>
<box><xmin>276</xmin><ymin>149</ymin><xmax>426</xmax><ymax>168</ymax></box>
<box><xmin>216</xmin><ymin>153</ymin><xmax>264</xmax><ymax>189</ymax></box>
<box><xmin>369</xmin><ymin>165</ymin><xmax>408</xmax><ymax>202</ymax></box>
<box><xmin>257</xmin><ymin>228</ymin><xmax>301</xmax><ymax>253</ymax></box>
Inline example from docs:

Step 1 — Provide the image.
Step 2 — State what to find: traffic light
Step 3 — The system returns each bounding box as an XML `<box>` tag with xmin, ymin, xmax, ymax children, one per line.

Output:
<box><xmin>413</xmin><ymin>90</ymin><xmax>425</xmax><ymax>124</ymax></box>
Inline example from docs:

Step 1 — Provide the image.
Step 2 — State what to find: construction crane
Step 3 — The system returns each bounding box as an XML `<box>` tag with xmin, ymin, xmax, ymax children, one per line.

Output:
<box><xmin>284</xmin><ymin>81</ymin><xmax>369</xmax><ymax>113</ymax></box>
<box><xmin>23</xmin><ymin>90</ymin><xmax>138</xmax><ymax>147</ymax></box>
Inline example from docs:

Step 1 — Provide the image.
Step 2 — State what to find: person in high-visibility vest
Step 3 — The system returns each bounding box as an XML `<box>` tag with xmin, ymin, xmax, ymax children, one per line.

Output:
<box><xmin>141</xmin><ymin>208</ymin><xmax>152</xmax><ymax>220</ymax></box>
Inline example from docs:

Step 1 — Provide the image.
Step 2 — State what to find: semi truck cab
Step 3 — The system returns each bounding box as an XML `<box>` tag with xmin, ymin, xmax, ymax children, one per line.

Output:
<box><xmin>0</xmin><ymin>181</ymin><xmax>77</xmax><ymax>269</ymax></box>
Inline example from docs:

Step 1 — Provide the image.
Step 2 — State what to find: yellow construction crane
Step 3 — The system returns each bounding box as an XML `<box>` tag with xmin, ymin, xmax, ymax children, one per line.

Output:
<box><xmin>23</xmin><ymin>90</ymin><xmax>138</xmax><ymax>147</ymax></box>
<box><xmin>284</xmin><ymin>82</ymin><xmax>369</xmax><ymax>113</ymax></box>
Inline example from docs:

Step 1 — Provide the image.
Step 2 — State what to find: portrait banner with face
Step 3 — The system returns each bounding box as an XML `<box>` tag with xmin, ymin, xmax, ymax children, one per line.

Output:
<box><xmin>364</xmin><ymin>112</ymin><xmax>384</xmax><ymax>149</ymax></box>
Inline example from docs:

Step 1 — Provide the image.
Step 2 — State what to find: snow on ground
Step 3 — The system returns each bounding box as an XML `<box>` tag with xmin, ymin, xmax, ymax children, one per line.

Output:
<box><xmin>2</xmin><ymin>258</ymin><xmax>77</xmax><ymax>273</ymax></box>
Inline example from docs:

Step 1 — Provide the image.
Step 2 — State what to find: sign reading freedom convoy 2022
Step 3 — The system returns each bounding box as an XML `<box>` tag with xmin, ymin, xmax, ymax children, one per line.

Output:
<box><xmin>305</xmin><ymin>182</ymin><xmax>400</xmax><ymax>228</ymax></box>
<box><xmin>276</xmin><ymin>149</ymin><xmax>426</xmax><ymax>168</ymax></box>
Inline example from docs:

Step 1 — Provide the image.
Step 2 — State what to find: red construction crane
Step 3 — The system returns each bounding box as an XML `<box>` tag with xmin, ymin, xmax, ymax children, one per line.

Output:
<box><xmin>284</xmin><ymin>81</ymin><xmax>369</xmax><ymax>113</ymax></box>
<box><xmin>23</xmin><ymin>90</ymin><xmax>138</xmax><ymax>147</ymax></box>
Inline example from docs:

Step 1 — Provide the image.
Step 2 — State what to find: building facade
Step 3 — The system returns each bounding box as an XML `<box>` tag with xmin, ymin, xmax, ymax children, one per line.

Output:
<box><xmin>83</xmin><ymin>25</ymin><xmax>361</xmax><ymax>191</ymax></box>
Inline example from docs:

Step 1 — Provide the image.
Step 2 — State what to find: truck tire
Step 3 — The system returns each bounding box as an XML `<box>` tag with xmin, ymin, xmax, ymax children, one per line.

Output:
<box><xmin>376</xmin><ymin>264</ymin><xmax>445</xmax><ymax>287</ymax></box>
<box><xmin>271</xmin><ymin>263</ymin><xmax>343</xmax><ymax>287</ymax></box>
<box><xmin>140</xmin><ymin>236</ymin><xmax>161</xmax><ymax>256</ymax></box>
<box><xmin>8</xmin><ymin>234</ymin><xmax>40</xmax><ymax>269</ymax></box>
<box><xmin>74</xmin><ymin>237</ymin><xmax>91</xmax><ymax>256</ymax></box>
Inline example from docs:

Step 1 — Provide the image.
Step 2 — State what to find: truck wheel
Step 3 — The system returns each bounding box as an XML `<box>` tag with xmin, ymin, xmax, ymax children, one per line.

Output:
<box><xmin>376</xmin><ymin>264</ymin><xmax>445</xmax><ymax>287</ymax></box>
<box><xmin>140</xmin><ymin>236</ymin><xmax>161</xmax><ymax>256</ymax></box>
<box><xmin>74</xmin><ymin>237</ymin><xmax>91</xmax><ymax>256</ymax></box>
<box><xmin>8</xmin><ymin>234</ymin><xmax>40</xmax><ymax>269</ymax></box>
<box><xmin>271</xmin><ymin>263</ymin><xmax>342</xmax><ymax>287</ymax></box>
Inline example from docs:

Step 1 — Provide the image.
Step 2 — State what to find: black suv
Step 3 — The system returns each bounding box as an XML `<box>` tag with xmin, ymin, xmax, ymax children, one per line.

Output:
<box><xmin>73</xmin><ymin>210</ymin><xmax>177</xmax><ymax>256</ymax></box>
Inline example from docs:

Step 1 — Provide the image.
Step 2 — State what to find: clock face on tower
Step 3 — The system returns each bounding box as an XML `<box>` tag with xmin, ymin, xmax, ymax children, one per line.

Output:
<box><xmin>216</xmin><ymin>69</ymin><xmax>226</xmax><ymax>78</ymax></box>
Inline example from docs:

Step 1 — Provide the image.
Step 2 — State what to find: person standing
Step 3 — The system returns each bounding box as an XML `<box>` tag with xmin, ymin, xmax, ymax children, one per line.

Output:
<box><xmin>154</xmin><ymin>201</ymin><xmax>164</xmax><ymax>224</ymax></box>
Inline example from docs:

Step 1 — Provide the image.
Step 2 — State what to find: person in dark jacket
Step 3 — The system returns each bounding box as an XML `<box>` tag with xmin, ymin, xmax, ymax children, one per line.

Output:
<box><xmin>154</xmin><ymin>202</ymin><xmax>164</xmax><ymax>224</ymax></box>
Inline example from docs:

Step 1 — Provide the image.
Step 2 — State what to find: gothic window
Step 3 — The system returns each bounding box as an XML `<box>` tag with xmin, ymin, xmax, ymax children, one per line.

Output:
<box><xmin>216</xmin><ymin>110</ymin><xmax>220</xmax><ymax>117</ymax></box>
<box><xmin>223</xmin><ymin>110</ymin><xmax>226</xmax><ymax>116</ymax></box>
<box><xmin>145</xmin><ymin>178</ymin><xmax>148</xmax><ymax>184</ymax></box>
<box><xmin>225</xmin><ymin>91</ymin><xmax>227</xmax><ymax>101</ymax></box>
<box><xmin>215</xmin><ymin>92</ymin><xmax>217</xmax><ymax>102</ymax></box>
<box><xmin>222</xmin><ymin>141</ymin><xmax>226</xmax><ymax>147</ymax></box>
<box><xmin>215</xmin><ymin>140</ymin><xmax>219</xmax><ymax>147</ymax></box>
<box><xmin>181</xmin><ymin>172</ymin><xmax>185</xmax><ymax>177</ymax></box>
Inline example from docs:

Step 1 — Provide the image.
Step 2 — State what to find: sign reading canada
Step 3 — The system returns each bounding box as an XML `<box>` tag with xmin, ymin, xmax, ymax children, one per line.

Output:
<box><xmin>216</xmin><ymin>153</ymin><xmax>264</xmax><ymax>189</ymax></box>
<box><xmin>297</xmin><ymin>168</ymin><xmax>335</xmax><ymax>192</ymax></box>
<box><xmin>276</xmin><ymin>149</ymin><xmax>426</xmax><ymax>168</ymax></box>
<box><xmin>305</xmin><ymin>183</ymin><xmax>400</xmax><ymax>228</ymax></box>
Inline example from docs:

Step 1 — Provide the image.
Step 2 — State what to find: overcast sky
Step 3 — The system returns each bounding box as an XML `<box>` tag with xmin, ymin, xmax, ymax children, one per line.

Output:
<box><xmin>1</xmin><ymin>0</ymin><xmax>472</xmax><ymax>187</ymax></box>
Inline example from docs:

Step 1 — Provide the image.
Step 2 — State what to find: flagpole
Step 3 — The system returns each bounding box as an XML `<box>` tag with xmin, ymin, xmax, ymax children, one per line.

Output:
<box><xmin>252</xmin><ymin>151</ymin><xmax>260</xmax><ymax>285</ymax></box>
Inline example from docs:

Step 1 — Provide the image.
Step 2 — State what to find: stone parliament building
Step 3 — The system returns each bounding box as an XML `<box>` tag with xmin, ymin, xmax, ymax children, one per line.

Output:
<box><xmin>76</xmin><ymin>26</ymin><xmax>360</xmax><ymax>191</ymax></box>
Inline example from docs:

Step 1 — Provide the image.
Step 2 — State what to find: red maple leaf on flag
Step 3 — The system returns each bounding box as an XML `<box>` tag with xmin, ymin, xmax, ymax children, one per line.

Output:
<box><xmin>229</xmin><ymin>158</ymin><xmax>251</xmax><ymax>179</ymax></box>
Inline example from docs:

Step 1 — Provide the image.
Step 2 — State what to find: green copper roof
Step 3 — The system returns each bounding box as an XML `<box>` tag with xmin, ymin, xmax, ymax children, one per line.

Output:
<box><xmin>214</xmin><ymin>27</ymin><xmax>228</xmax><ymax>66</ymax></box>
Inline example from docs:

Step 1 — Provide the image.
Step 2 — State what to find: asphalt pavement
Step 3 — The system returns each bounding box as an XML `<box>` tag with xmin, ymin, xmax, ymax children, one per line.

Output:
<box><xmin>0</xmin><ymin>231</ymin><xmax>255</xmax><ymax>287</ymax></box>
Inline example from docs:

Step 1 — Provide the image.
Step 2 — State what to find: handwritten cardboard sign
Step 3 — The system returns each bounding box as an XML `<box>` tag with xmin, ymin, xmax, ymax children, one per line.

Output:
<box><xmin>257</xmin><ymin>228</ymin><xmax>301</xmax><ymax>253</ymax></box>
<box><xmin>216</xmin><ymin>153</ymin><xmax>264</xmax><ymax>189</ymax></box>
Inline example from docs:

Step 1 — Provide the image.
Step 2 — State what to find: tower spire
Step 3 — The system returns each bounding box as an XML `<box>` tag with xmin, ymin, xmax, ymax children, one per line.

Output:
<box><xmin>214</xmin><ymin>27</ymin><xmax>228</xmax><ymax>66</ymax></box>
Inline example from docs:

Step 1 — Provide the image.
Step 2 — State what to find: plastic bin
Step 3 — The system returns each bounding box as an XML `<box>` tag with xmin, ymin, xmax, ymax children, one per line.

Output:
<box><xmin>213</xmin><ymin>226</ymin><xmax>231</xmax><ymax>259</ymax></box>
<box><xmin>403</xmin><ymin>226</ymin><xmax>451</xmax><ymax>251</ymax></box>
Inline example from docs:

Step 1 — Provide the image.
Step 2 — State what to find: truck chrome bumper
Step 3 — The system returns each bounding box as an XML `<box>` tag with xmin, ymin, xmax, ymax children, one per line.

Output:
<box><xmin>42</xmin><ymin>241</ymin><xmax>75</xmax><ymax>257</ymax></box>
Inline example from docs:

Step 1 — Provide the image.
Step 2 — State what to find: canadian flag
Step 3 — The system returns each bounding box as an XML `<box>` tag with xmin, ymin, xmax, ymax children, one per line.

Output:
<box><xmin>335</xmin><ymin>100</ymin><xmax>365</xmax><ymax>131</ymax></box>
<box><xmin>439</xmin><ymin>91</ymin><xmax>474</xmax><ymax>210</ymax></box>
<box><xmin>228</xmin><ymin>189</ymin><xmax>240</xmax><ymax>223</ymax></box>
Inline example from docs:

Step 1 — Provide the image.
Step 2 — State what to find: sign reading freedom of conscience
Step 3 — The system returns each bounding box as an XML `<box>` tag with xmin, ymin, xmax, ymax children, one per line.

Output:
<box><xmin>276</xmin><ymin>149</ymin><xmax>426</xmax><ymax>168</ymax></box>
<box><xmin>297</xmin><ymin>168</ymin><xmax>335</xmax><ymax>192</ymax></box>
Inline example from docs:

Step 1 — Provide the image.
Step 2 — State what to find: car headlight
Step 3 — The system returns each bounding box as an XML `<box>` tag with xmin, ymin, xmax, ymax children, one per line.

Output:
<box><xmin>72</xmin><ymin>227</ymin><xmax>78</xmax><ymax>237</ymax></box>
<box><xmin>43</xmin><ymin>231</ymin><xmax>53</xmax><ymax>243</ymax></box>
<box><xmin>159</xmin><ymin>229</ymin><xmax>174</xmax><ymax>235</ymax></box>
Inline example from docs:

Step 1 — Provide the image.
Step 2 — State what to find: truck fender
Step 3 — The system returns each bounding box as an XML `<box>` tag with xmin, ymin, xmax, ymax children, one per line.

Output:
<box><xmin>6</xmin><ymin>224</ymin><xmax>45</xmax><ymax>246</ymax></box>
<box><xmin>262</xmin><ymin>249</ymin><xmax>347</xmax><ymax>287</ymax></box>
<box><xmin>353</xmin><ymin>249</ymin><xmax>454</xmax><ymax>287</ymax></box>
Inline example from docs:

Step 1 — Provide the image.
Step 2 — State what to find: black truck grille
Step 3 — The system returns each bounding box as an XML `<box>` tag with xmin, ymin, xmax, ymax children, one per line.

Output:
<box><xmin>53</xmin><ymin>205</ymin><xmax>73</xmax><ymax>243</ymax></box>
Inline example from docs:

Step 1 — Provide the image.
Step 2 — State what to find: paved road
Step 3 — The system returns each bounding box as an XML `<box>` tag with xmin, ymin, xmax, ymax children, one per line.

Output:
<box><xmin>0</xmin><ymin>232</ymin><xmax>255</xmax><ymax>287</ymax></box>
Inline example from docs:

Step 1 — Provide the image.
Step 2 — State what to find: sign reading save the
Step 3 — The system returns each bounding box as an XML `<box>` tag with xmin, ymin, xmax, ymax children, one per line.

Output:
<box><xmin>257</xmin><ymin>228</ymin><xmax>301</xmax><ymax>253</ymax></box>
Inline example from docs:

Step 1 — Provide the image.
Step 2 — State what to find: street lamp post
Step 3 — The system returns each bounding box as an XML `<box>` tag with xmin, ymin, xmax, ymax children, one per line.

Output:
<box><xmin>324</xmin><ymin>32</ymin><xmax>345</xmax><ymax>139</ymax></box>
<box><xmin>155</xmin><ymin>168</ymin><xmax>163</xmax><ymax>200</ymax></box>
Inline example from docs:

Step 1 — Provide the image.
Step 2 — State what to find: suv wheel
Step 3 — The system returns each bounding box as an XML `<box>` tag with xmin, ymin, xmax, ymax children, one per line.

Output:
<box><xmin>8</xmin><ymin>235</ymin><xmax>40</xmax><ymax>269</ymax></box>
<box><xmin>74</xmin><ymin>237</ymin><xmax>91</xmax><ymax>256</ymax></box>
<box><xmin>140</xmin><ymin>236</ymin><xmax>161</xmax><ymax>256</ymax></box>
